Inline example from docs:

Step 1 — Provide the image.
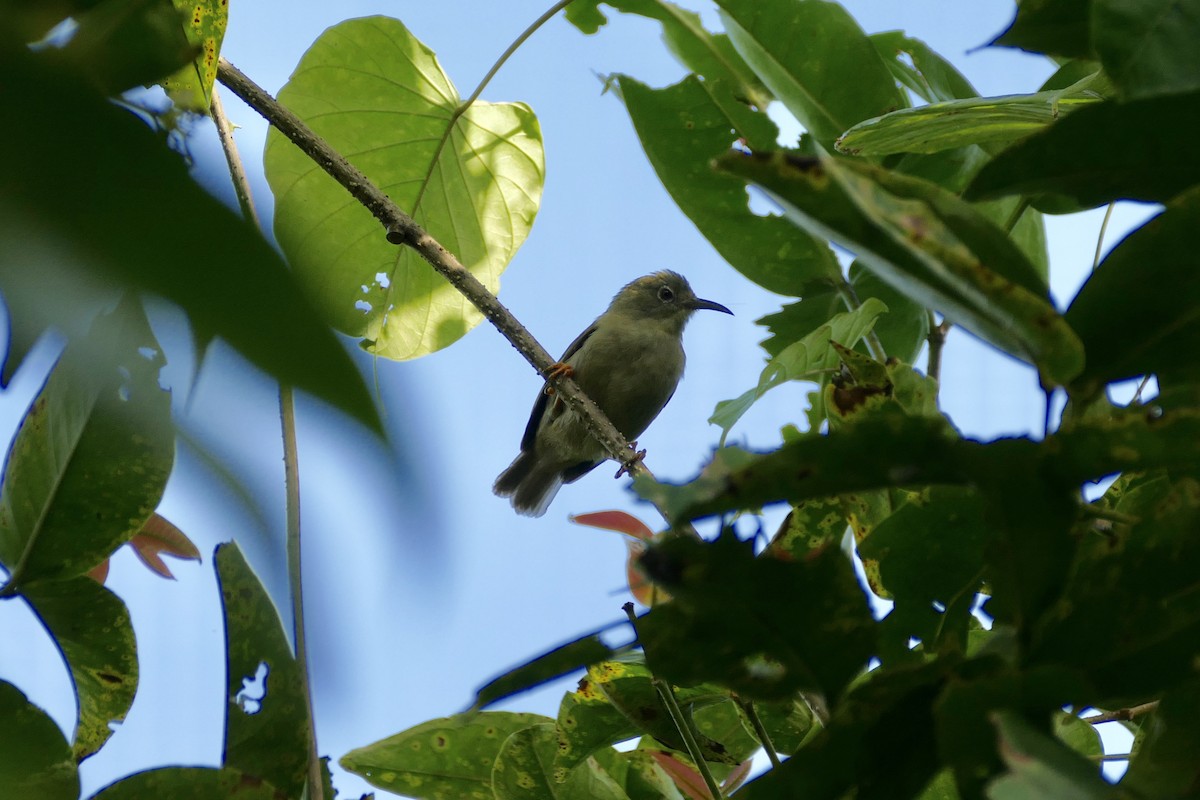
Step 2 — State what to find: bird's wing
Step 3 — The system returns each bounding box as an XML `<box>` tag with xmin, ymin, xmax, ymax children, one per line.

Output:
<box><xmin>519</xmin><ymin>321</ymin><xmax>598</xmax><ymax>453</ymax></box>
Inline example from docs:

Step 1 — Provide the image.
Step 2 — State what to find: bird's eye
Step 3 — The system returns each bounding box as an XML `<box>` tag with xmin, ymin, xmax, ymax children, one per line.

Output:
<box><xmin>657</xmin><ymin>285</ymin><xmax>675</xmax><ymax>303</ymax></box>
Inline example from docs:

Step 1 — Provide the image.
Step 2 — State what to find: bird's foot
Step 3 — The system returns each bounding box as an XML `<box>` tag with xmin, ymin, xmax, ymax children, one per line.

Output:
<box><xmin>542</xmin><ymin>361</ymin><xmax>574</xmax><ymax>395</ymax></box>
<box><xmin>614</xmin><ymin>446</ymin><xmax>646</xmax><ymax>479</ymax></box>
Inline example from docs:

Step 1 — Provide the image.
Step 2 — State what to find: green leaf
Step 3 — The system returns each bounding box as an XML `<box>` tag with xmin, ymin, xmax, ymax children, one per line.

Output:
<box><xmin>471</xmin><ymin>627</ymin><xmax>622</xmax><ymax>711</ymax></box>
<box><xmin>587</xmin><ymin>659</ymin><xmax>747</xmax><ymax>765</ymax></box>
<box><xmin>0</xmin><ymin>297</ymin><xmax>172</xmax><ymax>587</ymax></box>
<box><xmin>565</xmin><ymin>0</ymin><xmax>771</xmax><ymax>110</ymax></box>
<box><xmin>1121</xmin><ymin>677</ymin><xmax>1200</xmax><ymax>797</ymax></box>
<box><xmin>0</xmin><ymin>680</ymin><xmax>78</xmax><ymax>800</ymax></box>
<box><xmin>493</xmin><ymin>723</ymin><xmax>630</xmax><ymax>800</ymax></box>
<box><xmin>710</xmin><ymin>297</ymin><xmax>886</xmax><ymax>441</ymax></box>
<box><xmin>1028</xmin><ymin>473</ymin><xmax>1200</xmax><ymax>704</ymax></box>
<box><xmin>556</xmin><ymin>675</ymin><xmax>641</xmax><ymax>771</ymax></box>
<box><xmin>618</xmin><ymin>75</ymin><xmax>839</xmax><ymax>296</ymax></box>
<box><xmin>715</xmin><ymin>0</ymin><xmax>906</xmax><ymax>147</ymax></box>
<box><xmin>991</xmin><ymin>0</ymin><xmax>1095</xmax><ymax>59</ymax></box>
<box><xmin>966</xmin><ymin>90</ymin><xmax>1200</xmax><ymax>206</ymax></box>
<box><xmin>869</xmin><ymin>31</ymin><xmax>977</xmax><ymax>104</ymax></box>
<box><xmin>836</xmin><ymin>89</ymin><xmax>1101</xmax><ymax>157</ymax></box>
<box><xmin>636</xmin><ymin>535</ymin><xmax>876</xmax><ymax>701</ymax></box>
<box><xmin>22</xmin><ymin>577</ymin><xmax>138</xmax><ymax>760</ymax></box>
<box><xmin>159</xmin><ymin>0</ymin><xmax>229</xmax><ymax>110</ymax></box>
<box><xmin>738</xmin><ymin>660</ymin><xmax>947</xmax><ymax>799</ymax></box>
<box><xmin>265</xmin><ymin>16</ymin><xmax>544</xmax><ymax>360</ymax></box>
<box><xmin>715</xmin><ymin>151</ymin><xmax>1082</xmax><ymax>386</ymax></box>
<box><xmin>1092</xmin><ymin>0</ymin><xmax>1200</xmax><ymax>100</ymax></box>
<box><xmin>986</xmin><ymin>711</ymin><xmax>1118</xmax><ymax>799</ymax></box>
<box><xmin>217</xmin><ymin>543</ymin><xmax>307</xmax><ymax>798</ymax></box>
<box><xmin>91</xmin><ymin>766</ymin><xmax>285</xmax><ymax>799</ymax></box>
<box><xmin>0</xmin><ymin>38</ymin><xmax>377</xmax><ymax>427</ymax></box>
<box><xmin>340</xmin><ymin>711</ymin><xmax>551</xmax><ymax>799</ymax></box>
<box><xmin>1053</xmin><ymin>713</ymin><xmax>1101</xmax><ymax>760</ymax></box>
<box><xmin>859</xmin><ymin>486</ymin><xmax>988</xmax><ymax>652</ymax></box>
<box><xmin>1065</xmin><ymin>187</ymin><xmax>1200</xmax><ymax>390</ymax></box>
<box><xmin>759</xmin><ymin>262</ymin><xmax>929</xmax><ymax>364</ymax></box>
<box><xmin>748</xmin><ymin>696</ymin><xmax>817</xmax><ymax>756</ymax></box>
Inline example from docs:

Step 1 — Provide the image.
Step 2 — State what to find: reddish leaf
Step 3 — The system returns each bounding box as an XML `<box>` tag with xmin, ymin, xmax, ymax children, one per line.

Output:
<box><xmin>571</xmin><ymin>511</ymin><xmax>670</xmax><ymax>606</ymax></box>
<box><xmin>128</xmin><ymin>514</ymin><xmax>201</xmax><ymax>580</ymax></box>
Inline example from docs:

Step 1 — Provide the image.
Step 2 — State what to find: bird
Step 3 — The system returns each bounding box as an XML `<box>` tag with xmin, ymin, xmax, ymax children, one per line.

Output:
<box><xmin>494</xmin><ymin>270</ymin><xmax>733</xmax><ymax>516</ymax></box>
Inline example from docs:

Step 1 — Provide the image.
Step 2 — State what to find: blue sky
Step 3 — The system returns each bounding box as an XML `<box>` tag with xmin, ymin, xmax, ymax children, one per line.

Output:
<box><xmin>0</xmin><ymin>1</ymin><xmax>1155</xmax><ymax>796</ymax></box>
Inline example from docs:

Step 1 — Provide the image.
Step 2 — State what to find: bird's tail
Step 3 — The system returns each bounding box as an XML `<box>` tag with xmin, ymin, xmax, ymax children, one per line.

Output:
<box><xmin>493</xmin><ymin>453</ymin><xmax>562</xmax><ymax>517</ymax></box>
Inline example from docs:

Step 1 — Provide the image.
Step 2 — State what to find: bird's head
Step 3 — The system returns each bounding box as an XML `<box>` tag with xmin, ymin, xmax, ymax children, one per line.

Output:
<box><xmin>607</xmin><ymin>271</ymin><xmax>732</xmax><ymax>333</ymax></box>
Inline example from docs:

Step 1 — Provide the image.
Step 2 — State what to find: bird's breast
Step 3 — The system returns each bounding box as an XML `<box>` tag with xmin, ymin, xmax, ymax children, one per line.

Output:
<box><xmin>570</xmin><ymin>323</ymin><xmax>685</xmax><ymax>440</ymax></box>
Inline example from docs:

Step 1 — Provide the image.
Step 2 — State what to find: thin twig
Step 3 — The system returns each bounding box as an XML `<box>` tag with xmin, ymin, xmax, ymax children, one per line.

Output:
<box><xmin>1086</xmin><ymin>701</ymin><xmax>1158</xmax><ymax>725</ymax></box>
<box><xmin>833</xmin><ymin>278</ymin><xmax>887</xmax><ymax>362</ymax></box>
<box><xmin>215</xmin><ymin>58</ymin><xmax>646</xmax><ymax>483</ymax></box>
<box><xmin>926</xmin><ymin>313</ymin><xmax>950</xmax><ymax>384</ymax></box>
<box><xmin>280</xmin><ymin>386</ymin><xmax>323</xmax><ymax>799</ymax></box>
<box><xmin>735</xmin><ymin>694</ymin><xmax>782</xmax><ymax>769</ymax></box>
<box><xmin>211</xmin><ymin>90</ymin><xmax>324</xmax><ymax>800</ymax></box>
<box><xmin>625</xmin><ymin>603</ymin><xmax>724</xmax><ymax>799</ymax></box>
<box><xmin>1093</xmin><ymin>203</ymin><xmax>1115</xmax><ymax>271</ymax></box>
<box><xmin>411</xmin><ymin>0</ymin><xmax>575</xmax><ymax>214</ymax></box>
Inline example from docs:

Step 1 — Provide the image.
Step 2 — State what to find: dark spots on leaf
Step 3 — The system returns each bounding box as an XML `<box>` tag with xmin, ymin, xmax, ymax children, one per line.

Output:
<box><xmin>96</xmin><ymin>671</ymin><xmax>123</xmax><ymax>685</ymax></box>
<box><xmin>783</xmin><ymin>153</ymin><xmax>822</xmax><ymax>173</ymax></box>
<box><xmin>795</xmin><ymin>467</ymin><xmax>814</xmax><ymax>481</ymax></box>
<box><xmin>433</xmin><ymin>734</ymin><xmax>449</xmax><ymax>749</ymax></box>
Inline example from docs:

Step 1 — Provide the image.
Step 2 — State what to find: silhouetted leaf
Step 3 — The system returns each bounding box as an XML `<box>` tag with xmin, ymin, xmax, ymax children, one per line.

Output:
<box><xmin>986</xmin><ymin>711</ymin><xmax>1117</xmax><ymax>799</ymax></box>
<box><xmin>1065</xmin><ymin>187</ymin><xmax>1200</xmax><ymax>390</ymax></box>
<box><xmin>0</xmin><ymin>38</ymin><xmax>377</xmax><ymax>427</ymax></box>
<box><xmin>472</xmin><ymin>627</ymin><xmax>623</xmax><ymax>711</ymax></box>
<box><xmin>1122</xmin><ymin>677</ymin><xmax>1200</xmax><ymax>797</ymax></box>
<box><xmin>1092</xmin><ymin>0</ymin><xmax>1200</xmax><ymax>100</ymax></box>
<box><xmin>991</xmin><ymin>0</ymin><xmax>1094</xmax><ymax>59</ymax></box>
<box><xmin>91</xmin><ymin>766</ymin><xmax>285</xmax><ymax>799</ymax></box>
<box><xmin>636</xmin><ymin>535</ymin><xmax>875</xmax><ymax>701</ymax></box>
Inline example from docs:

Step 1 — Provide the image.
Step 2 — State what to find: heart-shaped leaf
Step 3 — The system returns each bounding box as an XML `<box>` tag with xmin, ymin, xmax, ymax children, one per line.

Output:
<box><xmin>265</xmin><ymin>16</ymin><xmax>545</xmax><ymax>359</ymax></box>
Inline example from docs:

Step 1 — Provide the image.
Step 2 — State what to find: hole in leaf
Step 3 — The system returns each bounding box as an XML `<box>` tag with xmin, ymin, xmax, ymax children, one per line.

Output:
<box><xmin>744</xmin><ymin>187</ymin><xmax>780</xmax><ymax>218</ymax></box>
<box><xmin>354</xmin><ymin>300</ymin><xmax>371</xmax><ymax>313</ymax></box>
<box><xmin>375</xmin><ymin>272</ymin><xmax>391</xmax><ymax>289</ymax></box>
<box><xmin>235</xmin><ymin>661</ymin><xmax>269</xmax><ymax>714</ymax></box>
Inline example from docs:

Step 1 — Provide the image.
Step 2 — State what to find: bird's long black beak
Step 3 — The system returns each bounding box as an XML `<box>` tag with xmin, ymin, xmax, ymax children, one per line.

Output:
<box><xmin>688</xmin><ymin>297</ymin><xmax>734</xmax><ymax>315</ymax></box>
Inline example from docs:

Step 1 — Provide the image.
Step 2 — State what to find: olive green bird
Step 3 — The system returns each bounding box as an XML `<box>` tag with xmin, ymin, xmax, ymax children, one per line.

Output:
<box><xmin>494</xmin><ymin>271</ymin><xmax>733</xmax><ymax>516</ymax></box>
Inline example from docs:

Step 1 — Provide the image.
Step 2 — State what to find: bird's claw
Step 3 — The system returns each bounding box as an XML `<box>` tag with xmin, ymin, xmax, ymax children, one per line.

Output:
<box><xmin>615</xmin><ymin>447</ymin><xmax>647</xmax><ymax>479</ymax></box>
<box><xmin>542</xmin><ymin>362</ymin><xmax>574</xmax><ymax>394</ymax></box>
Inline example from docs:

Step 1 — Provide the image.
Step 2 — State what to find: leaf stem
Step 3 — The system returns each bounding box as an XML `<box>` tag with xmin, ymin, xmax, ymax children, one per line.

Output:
<box><xmin>210</xmin><ymin>91</ymin><xmax>323</xmax><ymax>800</ymax></box>
<box><xmin>833</xmin><ymin>278</ymin><xmax>887</xmax><ymax>362</ymax></box>
<box><xmin>735</xmin><ymin>694</ymin><xmax>782</xmax><ymax>769</ymax></box>
<box><xmin>412</xmin><ymin>0</ymin><xmax>576</xmax><ymax>214</ymax></box>
<box><xmin>215</xmin><ymin>57</ymin><xmax>648</xmax><ymax>483</ymax></box>
<box><xmin>624</xmin><ymin>603</ymin><xmax>724</xmax><ymax>799</ymax></box>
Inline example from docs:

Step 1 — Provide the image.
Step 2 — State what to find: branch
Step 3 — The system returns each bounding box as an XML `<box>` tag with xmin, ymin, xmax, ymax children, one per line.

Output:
<box><xmin>215</xmin><ymin>58</ymin><xmax>646</xmax><ymax>481</ymax></box>
<box><xmin>1085</xmin><ymin>701</ymin><xmax>1158</xmax><ymax>725</ymax></box>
